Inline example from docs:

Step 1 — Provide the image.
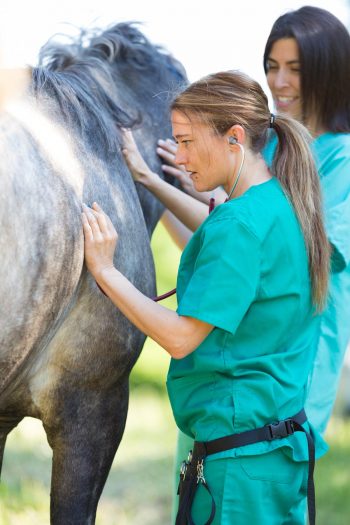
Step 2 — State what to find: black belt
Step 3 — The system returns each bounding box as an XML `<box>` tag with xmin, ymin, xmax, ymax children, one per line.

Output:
<box><xmin>176</xmin><ymin>409</ymin><xmax>315</xmax><ymax>525</ymax></box>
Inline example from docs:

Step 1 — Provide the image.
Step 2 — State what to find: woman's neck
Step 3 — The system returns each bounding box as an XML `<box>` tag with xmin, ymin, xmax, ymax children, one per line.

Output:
<box><xmin>305</xmin><ymin>116</ymin><xmax>327</xmax><ymax>138</ymax></box>
<box><xmin>227</xmin><ymin>151</ymin><xmax>272</xmax><ymax>200</ymax></box>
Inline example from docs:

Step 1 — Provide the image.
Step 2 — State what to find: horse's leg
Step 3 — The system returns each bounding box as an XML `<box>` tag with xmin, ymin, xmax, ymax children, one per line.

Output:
<box><xmin>42</xmin><ymin>381</ymin><xmax>129</xmax><ymax>525</ymax></box>
<box><xmin>0</xmin><ymin>434</ymin><xmax>5</xmax><ymax>477</ymax></box>
<box><xmin>0</xmin><ymin>414</ymin><xmax>23</xmax><ymax>479</ymax></box>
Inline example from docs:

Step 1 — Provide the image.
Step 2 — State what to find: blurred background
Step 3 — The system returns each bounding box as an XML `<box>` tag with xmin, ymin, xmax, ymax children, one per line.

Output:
<box><xmin>1</xmin><ymin>0</ymin><xmax>350</xmax><ymax>523</ymax></box>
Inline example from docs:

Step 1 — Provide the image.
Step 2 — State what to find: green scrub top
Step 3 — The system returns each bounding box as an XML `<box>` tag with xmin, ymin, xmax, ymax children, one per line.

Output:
<box><xmin>264</xmin><ymin>132</ymin><xmax>350</xmax><ymax>433</ymax></box>
<box><xmin>167</xmin><ymin>178</ymin><xmax>327</xmax><ymax>462</ymax></box>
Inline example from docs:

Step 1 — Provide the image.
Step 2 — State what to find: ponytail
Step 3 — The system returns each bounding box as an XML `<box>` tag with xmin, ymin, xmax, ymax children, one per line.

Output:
<box><xmin>271</xmin><ymin>114</ymin><xmax>330</xmax><ymax>311</ymax></box>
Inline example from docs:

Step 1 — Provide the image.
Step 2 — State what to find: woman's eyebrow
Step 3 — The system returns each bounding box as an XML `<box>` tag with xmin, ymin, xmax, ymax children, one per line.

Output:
<box><xmin>173</xmin><ymin>133</ymin><xmax>191</xmax><ymax>140</ymax></box>
<box><xmin>267</xmin><ymin>57</ymin><xmax>300</xmax><ymax>65</ymax></box>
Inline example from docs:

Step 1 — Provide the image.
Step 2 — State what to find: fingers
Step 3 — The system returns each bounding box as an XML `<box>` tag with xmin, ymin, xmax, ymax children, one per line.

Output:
<box><xmin>158</xmin><ymin>138</ymin><xmax>177</xmax><ymax>155</ymax></box>
<box><xmin>157</xmin><ymin>145</ymin><xmax>178</xmax><ymax>169</ymax></box>
<box><xmin>91</xmin><ymin>202</ymin><xmax>110</xmax><ymax>235</ymax></box>
<box><xmin>121</xmin><ymin>129</ymin><xmax>135</xmax><ymax>160</ymax></box>
<box><xmin>82</xmin><ymin>204</ymin><xmax>103</xmax><ymax>240</ymax></box>
<box><xmin>82</xmin><ymin>203</ymin><xmax>116</xmax><ymax>240</ymax></box>
<box><xmin>156</xmin><ymin>146</ymin><xmax>176</xmax><ymax>165</ymax></box>
<box><xmin>157</xmin><ymin>139</ymin><xmax>187</xmax><ymax>173</ymax></box>
<box><xmin>121</xmin><ymin>128</ymin><xmax>137</xmax><ymax>151</ymax></box>
<box><xmin>161</xmin><ymin>164</ymin><xmax>188</xmax><ymax>180</ymax></box>
<box><xmin>81</xmin><ymin>212</ymin><xmax>93</xmax><ymax>242</ymax></box>
<box><xmin>93</xmin><ymin>203</ymin><xmax>117</xmax><ymax>236</ymax></box>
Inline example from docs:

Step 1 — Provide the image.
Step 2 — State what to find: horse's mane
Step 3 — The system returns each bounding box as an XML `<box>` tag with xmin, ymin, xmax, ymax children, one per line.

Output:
<box><xmin>31</xmin><ymin>23</ymin><xmax>186</xmax><ymax>153</ymax></box>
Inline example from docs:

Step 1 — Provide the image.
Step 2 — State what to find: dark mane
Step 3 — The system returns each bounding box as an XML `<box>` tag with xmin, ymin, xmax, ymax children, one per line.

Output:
<box><xmin>31</xmin><ymin>22</ymin><xmax>186</xmax><ymax>154</ymax></box>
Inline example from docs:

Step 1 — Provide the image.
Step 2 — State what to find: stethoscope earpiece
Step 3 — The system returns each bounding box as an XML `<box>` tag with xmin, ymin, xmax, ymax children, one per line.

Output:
<box><xmin>228</xmin><ymin>136</ymin><xmax>238</xmax><ymax>145</ymax></box>
<box><xmin>227</xmin><ymin>140</ymin><xmax>245</xmax><ymax>199</ymax></box>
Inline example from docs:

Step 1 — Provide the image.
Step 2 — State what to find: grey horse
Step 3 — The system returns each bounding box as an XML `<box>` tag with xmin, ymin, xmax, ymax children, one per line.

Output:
<box><xmin>0</xmin><ymin>23</ymin><xmax>186</xmax><ymax>524</ymax></box>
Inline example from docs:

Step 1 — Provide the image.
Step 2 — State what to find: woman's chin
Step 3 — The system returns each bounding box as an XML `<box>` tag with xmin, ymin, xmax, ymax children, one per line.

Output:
<box><xmin>193</xmin><ymin>182</ymin><xmax>207</xmax><ymax>193</ymax></box>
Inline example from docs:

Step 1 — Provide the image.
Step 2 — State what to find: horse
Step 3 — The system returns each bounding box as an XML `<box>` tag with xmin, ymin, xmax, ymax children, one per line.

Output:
<box><xmin>0</xmin><ymin>22</ymin><xmax>186</xmax><ymax>524</ymax></box>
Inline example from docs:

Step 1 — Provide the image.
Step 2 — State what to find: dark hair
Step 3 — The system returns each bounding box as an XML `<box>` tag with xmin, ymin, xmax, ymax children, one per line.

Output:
<box><xmin>263</xmin><ymin>6</ymin><xmax>350</xmax><ymax>132</ymax></box>
<box><xmin>172</xmin><ymin>71</ymin><xmax>330</xmax><ymax>310</ymax></box>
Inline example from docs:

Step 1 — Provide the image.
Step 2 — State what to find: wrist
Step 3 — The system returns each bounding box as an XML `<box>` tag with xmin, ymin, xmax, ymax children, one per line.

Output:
<box><xmin>94</xmin><ymin>265</ymin><xmax>117</xmax><ymax>287</ymax></box>
<box><xmin>142</xmin><ymin>170</ymin><xmax>160</xmax><ymax>190</ymax></box>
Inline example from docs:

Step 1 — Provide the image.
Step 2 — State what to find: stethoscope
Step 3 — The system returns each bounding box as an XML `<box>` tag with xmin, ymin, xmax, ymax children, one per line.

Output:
<box><xmin>226</xmin><ymin>136</ymin><xmax>245</xmax><ymax>200</ymax></box>
<box><xmin>209</xmin><ymin>137</ymin><xmax>245</xmax><ymax>211</ymax></box>
<box><xmin>150</xmin><ymin>139</ymin><xmax>245</xmax><ymax>302</ymax></box>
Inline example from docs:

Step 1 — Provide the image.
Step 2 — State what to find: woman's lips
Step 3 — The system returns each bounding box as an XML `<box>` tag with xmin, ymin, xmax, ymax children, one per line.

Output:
<box><xmin>274</xmin><ymin>96</ymin><xmax>298</xmax><ymax>110</ymax></box>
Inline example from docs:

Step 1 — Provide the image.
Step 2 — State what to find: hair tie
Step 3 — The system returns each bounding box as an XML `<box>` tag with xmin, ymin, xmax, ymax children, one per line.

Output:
<box><xmin>269</xmin><ymin>113</ymin><xmax>276</xmax><ymax>128</ymax></box>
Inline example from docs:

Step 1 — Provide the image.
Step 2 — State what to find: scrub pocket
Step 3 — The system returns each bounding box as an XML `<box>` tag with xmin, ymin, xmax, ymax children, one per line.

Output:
<box><xmin>166</xmin><ymin>374</ymin><xmax>216</xmax><ymax>438</ymax></box>
<box><xmin>167</xmin><ymin>373</ymin><xmax>236</xmax><ymax>441</ymax></box>
<box><xmin>239</xmin><ymin>447</ymin><xmax>305</xmax><ymax>484</ymax></box>
<box><xmin>190</xmin><ymin>452</ymin><xmax>308</xmax><ymax>525</ymax></box>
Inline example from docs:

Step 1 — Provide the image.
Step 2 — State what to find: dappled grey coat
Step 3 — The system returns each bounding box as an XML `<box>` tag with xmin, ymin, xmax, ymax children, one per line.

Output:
<box><xmin>0</xmin><ymin>22</ymin><xmax>186</xmax><ymax>524</ymax></box>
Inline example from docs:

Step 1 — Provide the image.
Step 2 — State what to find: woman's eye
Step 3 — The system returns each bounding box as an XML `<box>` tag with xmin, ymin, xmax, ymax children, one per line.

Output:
<box><xmin>182</xmin><ymin>140</ymin><xmax>192</xmax><ymax>146</ymax></box>
<box><xmin>267</xmin><ymin>64</ymin><xmax>278</xmax><ymax>71</ymax></box>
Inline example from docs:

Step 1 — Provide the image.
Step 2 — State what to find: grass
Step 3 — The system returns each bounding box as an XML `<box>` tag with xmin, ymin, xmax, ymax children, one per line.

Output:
<box><xmin>1</xmin><ymin>223</ymin><xmax>350</xmax><ymax>524</ymax></box>
<box><xmin>316</xmin><ymin>417</ymin><xmax>350</xmax><ymax>525</ymax></box>
<box><xmin>1</xmin><ymin>393</ymin><xmax>350</xmax><ymax>525</ymax></box>
<box><xmin>0</xmin><ymin>391</ymin><xmax>177</xmax><ymax>525</ymax></box>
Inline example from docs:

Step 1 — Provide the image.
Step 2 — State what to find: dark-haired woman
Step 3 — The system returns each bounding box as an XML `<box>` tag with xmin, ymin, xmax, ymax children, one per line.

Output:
<box><xmin>83</xmin><ymin>70</ymin><xmax>329</xmax><ymax>524</ymax></box>
<box><xmin>263</xmin><ymin>6</ymin><xmax>350</xmax><ymax>436</ymax></box>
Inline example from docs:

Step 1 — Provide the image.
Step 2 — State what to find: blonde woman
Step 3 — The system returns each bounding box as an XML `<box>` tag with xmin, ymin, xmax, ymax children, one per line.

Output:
<box><xmin>82</xmin><ymin>71</ymin><xmax>329</xmax><ymax>524</ymax></box>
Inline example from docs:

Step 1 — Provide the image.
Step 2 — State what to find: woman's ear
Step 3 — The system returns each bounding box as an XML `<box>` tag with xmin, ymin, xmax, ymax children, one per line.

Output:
<box><xmin>226</xmin><ymin>124</ymin><xmax>246</xmax><ymax>146</ymax></box>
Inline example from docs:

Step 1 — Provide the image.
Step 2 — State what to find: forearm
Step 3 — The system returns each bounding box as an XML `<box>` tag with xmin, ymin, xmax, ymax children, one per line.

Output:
<box><xmin>96</xmin><ymin>266</ymin><xmax>210</xmax><ymax>358</ymax></box>
<box><xmin>161</xmin><ymin>211</ymin><xmax>192</xmax><ymax>249</ymax></box>
<box><xmin>144</xmin><ymin>174</ymin><xmax>208</xmax><ymax>231</ymax></box>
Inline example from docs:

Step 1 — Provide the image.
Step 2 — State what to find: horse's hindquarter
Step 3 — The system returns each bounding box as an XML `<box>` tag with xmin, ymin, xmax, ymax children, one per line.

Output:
<box><xmin>0</xmin><ymin>106</ymin><xmax>155</xmax><ymax>420</ymax></box>
<box><xmin>0</xmin><ymin>111</ymin><xmax>85</xmax><ymax>408</ymax></box>
<box><xmin>28</xmin><ymin>153</ymin><xmax>156</xmax><ymax>422</ymax></box>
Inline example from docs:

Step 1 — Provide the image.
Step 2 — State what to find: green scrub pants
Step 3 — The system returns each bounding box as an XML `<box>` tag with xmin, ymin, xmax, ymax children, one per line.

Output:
<box><xmin>173</xmin><ymin>433</ymin><xmax>308</xmax><ymax>525</ymax></box>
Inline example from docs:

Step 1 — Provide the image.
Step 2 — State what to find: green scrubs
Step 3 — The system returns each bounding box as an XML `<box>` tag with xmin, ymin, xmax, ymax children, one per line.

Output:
<box><xmin>264</xmin><ymin>132</ymin><xmax>350</xmax><ymax>434</ymax></box>
<box><xmin>168</xmin><ymin>178</ymin><xmax>327</xmax><ymax>524</ymax></box>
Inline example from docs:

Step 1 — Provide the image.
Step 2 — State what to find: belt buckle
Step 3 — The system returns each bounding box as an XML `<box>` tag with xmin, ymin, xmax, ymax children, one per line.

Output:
<box><xmin>267</xmin><ymin>419</ymin><xmax>294</xmax><ymax>439</ymax></box>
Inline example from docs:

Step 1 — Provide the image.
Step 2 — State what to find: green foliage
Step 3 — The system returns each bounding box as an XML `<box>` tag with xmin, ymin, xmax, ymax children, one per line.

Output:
<box><xmin>1</xmin><ymin>396</ymin><xmax>350</xmax><ymax>524</ymax></box>
<box><xmin>316</xmin><ymin>418</ymin><xmax>350</xmax><ymax>525</ymax></box>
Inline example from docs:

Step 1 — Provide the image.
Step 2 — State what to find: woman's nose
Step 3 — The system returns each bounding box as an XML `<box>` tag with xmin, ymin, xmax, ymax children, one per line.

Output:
<box><xmin>274</xmin><ymin>69</ymin><xmax>290</xmax><ymax>89</ymax></box>
<box><xmin>175</xmin><ymin>147</ymin><xmax>187</xmax><ymax>165</ymax></box>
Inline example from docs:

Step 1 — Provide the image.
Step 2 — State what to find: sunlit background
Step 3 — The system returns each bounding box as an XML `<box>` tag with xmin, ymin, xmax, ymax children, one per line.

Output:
<box><xmin>0</xmin><ymin>1</ymin><xmax>349</xmax><ymax>86</ymax></box>
<box><xmin>1</xmin><ymin>1</ymin><xmax>350</xmax><ymax>524</ymax></box>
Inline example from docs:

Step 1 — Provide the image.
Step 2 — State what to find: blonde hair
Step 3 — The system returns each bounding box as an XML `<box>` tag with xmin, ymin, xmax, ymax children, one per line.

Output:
<box><xmin>171</xmin><ymin>70</ymin><xmax>330</xmax><ymax>311</ymax></box>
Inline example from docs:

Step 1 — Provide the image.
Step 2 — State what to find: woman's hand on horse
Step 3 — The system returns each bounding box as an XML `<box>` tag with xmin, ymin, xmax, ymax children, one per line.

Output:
<box><xmin>122</xmin><ymin>129</ymin><xmax>157</xmax><ymax>187</ymax></box>
<box><xmin>82</xmin><ymin>203</ymin><xmax>117</xmax><ymax>278</ymax></box>
<box><xmin>157</xmin><ymin>138</ymin><xmax>212</xmax><ymax>204</ymax></box>
<box><xmin>156</xmin><ymin>139</ymin><xmax>194</xmax><ymax>192</ymax></box>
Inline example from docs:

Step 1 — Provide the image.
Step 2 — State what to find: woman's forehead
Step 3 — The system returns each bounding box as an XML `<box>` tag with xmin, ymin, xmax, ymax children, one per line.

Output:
<box><xmin>171</xmin><ymin>110</ymin><xmax>209</xmax><ymax>134</ymax></box>
<box><xmin>171</xmin><ymin>110</ymin><xmax>192</xmax><ymax>126</ymax></box>
<box><xmin>269</xmin><ymin>37</ymin><xmax>299</xmax><ymax>62</ymax></box>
